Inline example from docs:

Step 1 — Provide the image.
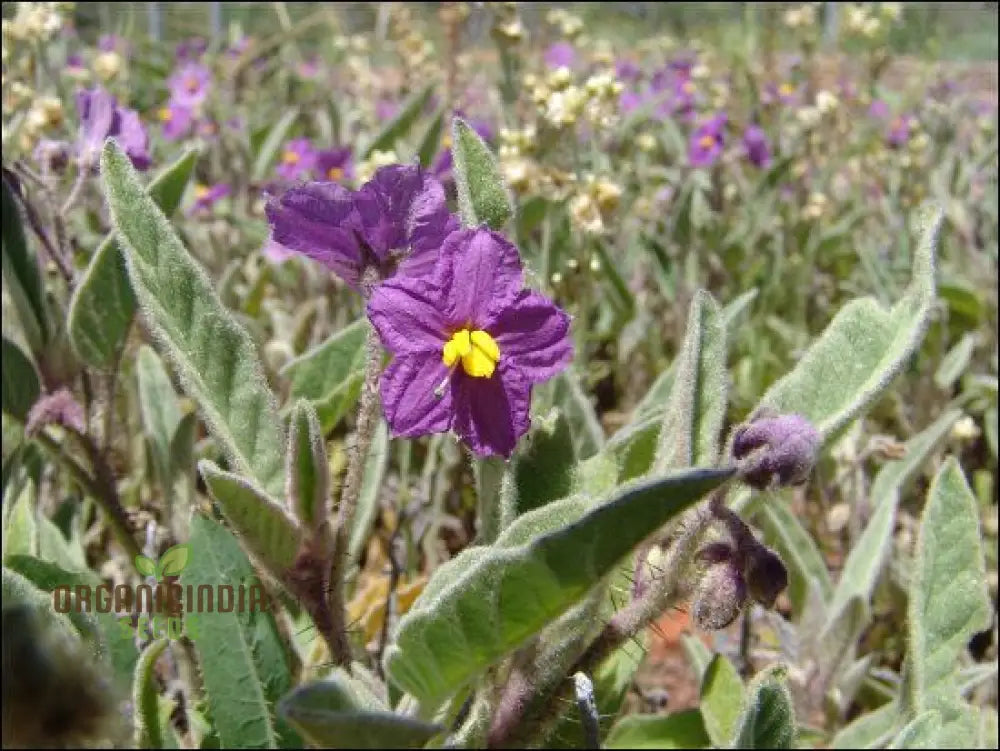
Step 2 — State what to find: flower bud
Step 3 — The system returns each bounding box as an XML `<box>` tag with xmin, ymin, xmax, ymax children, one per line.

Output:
<box><xmin>693</xmin><ymin>561</ymin><xmax>747</xmax><ymax>630</ymax></box>
<box><xmin>731</xmin><ymin>412</ymin><xmax>820</xmax><ymax>489</ymax></box>
<box><xmin>743</xmin><ymin>543</ymin><xmax>788</xmax><ymax>608</ymax></box>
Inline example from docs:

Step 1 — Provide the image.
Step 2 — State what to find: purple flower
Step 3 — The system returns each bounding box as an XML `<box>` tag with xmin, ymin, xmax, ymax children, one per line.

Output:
<box><xmin>314</xmin><ymin>147</ymin><xmax>354</xmax><ymax>183</ymax></box>
<box><xmin>296</xmin><ymin>57</ymin><xmax>322</xmax><ymax>79</ymax></box>
<box><xmin>266</xmin><ymin>164</ymin><xmax>458</xmax><ymax>290</ymax></box>
<box><xmin>868</xmin><ymin>98</ymin><xmax>891</xmax><ymax>120</ymax></box>
<box><xmin>688</xmin><ymin>113</ymin><xmax>727</xmax><ymax>168</ymax></box>
<box><xmin>262</xmin><ymin>238</ymin><xmax>295</xmax><ymax>264</ymax></box>
<box><xmin>189</xmin><ymin>183</ymin><xmax>230</xmax><ymax>215</ymax></box>
<box><xmin>763</xmin><ymin>81</ymin><xmax>799</xmax><ymax>107</ymax></box>
<box><xmin>158</xmin><ymin>101</ymin><xmax>195</xmax><ymax>141</ymax></box>
<box><xmin>367</xmin><ymin>227</ymin><xmax>573</xmax><ymax>457</ymax></box>
<box><xmin>75</xmin><ymin>87</ymin><xmax>150</xmax><ymax>170</ymax></box>
<box><xmin>544</xmin><ymin>41</ymin><xmax>576</xmax><ymax>70</ymax></box>
<box><xmin>619</xmin><ymin>89</ymin><xmax>644</xmax><ymax>115</ymax></box>
<box><xmin>615</xmin><ymin>58</ymin><xmax>641</xmax><ymax>82</ymax></box>
<box><xmin>732</xmin><ymin>413</ymin><xmax>820</xmax><ymax>489</ymax></box>
<box><xmin>742</xmin><ymin>124</ymin><xmax>772</xmax><ymax>168</ymax></box>
<box><xmin>168</xmin><ymin>62</ymin><xmax>211</xmax><ymax>108</ymax></box>
<box><xmin>275</xmin><ymin>138</ymin><xmax>317</xmax><ymax>182</ymax></box>
<box><xmin>376</xmin><ymin>99</ymin><xmax>400</xmax><ymax>122</ymax></box>
<box><xmin>176</xmin><ymin>37</ymin><xmax>208</xmax><ymax>62</ymax></box>
<box><xmin>886</xmin><ymin>115</ymin><xmax>913</xmax><ymax>148</ymax></box>
<box><xmin>65</xmin><ymin>52</ymin><xmax>86</xmax><ymax>75</ymax></box>
<box><xmin>98</xmin><ymin>34</ymin><xmax>124</xmax><ymax>53</ymax></box>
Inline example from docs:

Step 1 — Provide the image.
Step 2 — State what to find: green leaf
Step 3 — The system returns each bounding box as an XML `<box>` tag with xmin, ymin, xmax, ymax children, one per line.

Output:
<box><xmin>279</xmin><ymin>679</ymin><xmax>442</xmax><ymax>749</ymax></box>
<box><xmin>701</xmin><ymin>654</ymin><xmax>745</xmax><ymax>747</ymax></box>
<box><xmin>68</xmin><ymin>148</ymin><xmax>198</xmax><ymax>368</ymax></box>
<box><xmin>135</xmin><ymin>554</ymin><xmax>156</xmax><ymax>577</ymax></box>
<box><xmin>831</xmin><ymin>409</ymin><xmax>961</xmax><ymax>614</ymax></box>
<box><xmin>102</xmin><ymin>140</ymin><xmax>286</xmax><ymax>497</ymax></box>
<box><xmin>198</xmin><ymin>461</ymin><xmax>302</xmax><ymax>577</ymax></box>
<box><xmin>133</xmin><ymin>638</ymin><xmax>169</xmax><ymax>748</ymax></box>
<box><xmin>2</xmin><ymin>481</ymin><xmax>38</xmax><ymax>561</ymax></box>
<box><xmin>754</xmin><ymin>493</ymin><xmax>832</xmax><ymax>616</ymax></box>
<box><xmin>729</xmin><ymin>664</ymin><xmax>796</xmax><ymax>749</ymax></box>
<box><xmin>887</xmin><ymin>710</ymin><xmax>941</xmax><ymax>749</ymax></box>
<box><xmin>513</xmin><ymin>409</ymin><xmax>576</xmax><ymax>515</ymax></box>
<box><xmin>906</xmin><ymin>458</ymin><xmax>991</xmax><ymax>714</ymax></box>
<box><xmin>349</xmin><ymin>419</ymin><xmax>389</xmax><ymax>563</ymax></box>
<box><xmin>384</xmin><ymin>468</ymin><xmax>734</xmax><ymax>704</ymax></box>
<box><xmin>812</xmin><ymin>596</ymin><xmax>868</xmax><ymax>692</ymax></box>
<box><xmin>830</xmin><ymin>701</ymin><xmax>901</xmax><ymax>749</ymax></box>
<box><xmin>157</xmin><ymin>543</ymin><xmax>190</xmax><ymax>577</ymax></box>
<box><xmin>753</xmin><ymin>205</ymin><xmax>941</xmax><ymax>444</ymax></box>
<box><xmin>1</xmin><ymin>336</ymin><xmax>40</xmax><ymax>421</ymax></box>
<box><xmin>362</xmin><ymin>84</ymin><xmax>434</xmax><ymax>159</ymax></box>
<box><xmin>182</xmin><ymin>514</ymin><xmax>299</xmax><ymax>748</ymax></box>
<box><xmin>452</xmin><ymin>116</ymin><xmax>514</xmax><ymax>230</ymax></box>
<box><xmin>416</xmin><ymin>107</ymin><xmax>446</xmax><ymax>167</ymax></box>
<box><xmin>281</xmin><ymin>319</ymin><xmax>367</xmax><ymax>433</ymax></box>
<box><xmin>605</xmin><ymin>709</ymin><xmax>711</xmax><ymax>749</ymax></box>
<box><xmin>653</xmin><ymin>290</ymin><xmax>726</xmax><ymax>472</ymax></box>
<box><xmin>137</xmin><ymin>345</ymin><xmax>182</xmax><ymax>484</ymax></box>
<box><xmin>935</xmin><ymin>334</ymin><xmax>976</xmax><ymax>391</ymax></box>
<box><xmin>252</xmin><ymin>108</ymin><xmax>301</xmax><ymax>181</ymax></box>
<box><xmin>1</xmin><ymin>173</ymin><xmax>48</xmax><ymax>345</ymax></box>
<box><xmin>286</xmin><ymin>401</ymin><xmax>330</xmax><ymax>531</ymax></box>
<box><xmin>540</xmin><ymin>370</ymin><xmax>604</xmax><ymax>460</ymax></box>
<box><xmin>682</xmin><ymin>633</ymin><xmax>713</xmax><ymax>685</ymax></box>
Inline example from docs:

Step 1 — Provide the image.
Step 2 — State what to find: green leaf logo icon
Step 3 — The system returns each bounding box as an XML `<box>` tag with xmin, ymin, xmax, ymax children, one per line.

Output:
<box><xmin>135</xmin><ymin>555</ymin><xmax>156</xmax><ymax>577</ymax></box>
<box><xmin>156</xmin><ymin>544</ymin><xmax>192</xmax><ymax>578</ymax></box>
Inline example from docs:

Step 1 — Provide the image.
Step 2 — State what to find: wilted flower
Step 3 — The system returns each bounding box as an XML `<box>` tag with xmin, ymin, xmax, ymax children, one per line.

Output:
<box><xmin>693</xmin><ymin>560</ymin><xmax>747</xmax><ymax>630</ymax></box>
<box><xmin>742</xmin><ymin>124</ymin><xmax>772</xmax><ymax>168</ymax></box>
<box><xmin>75</xmin><ymin>87</ymin><xmax>150</xmax><ymax>170</ymax></box>
<box><xmin>168</xmin><ymin>61</ymin><xmax>211</xmax><ymax>108</ymax></box>
<box><xmin>367</xmin><ymin>227</ymin><xmax>572</xmax><ymax>457</ymax></box>
<box><xmin>731</xmin><ymin>412</ymin><xmax>820</xmax><ymax>489</ymax></box>
<box><xmin>266</xmin><ymin>164</ymin><xmax>458</xmax><ymax>290</ymax></box>
<box><xmin>189</xmin><ymin>183</ymin><xmax>231</xmax><ymax>215</ymax></box>
<box><xmin>688</xmin><ymin>113</ymin><xmax>727</xmax><ymax>167</ymax></box>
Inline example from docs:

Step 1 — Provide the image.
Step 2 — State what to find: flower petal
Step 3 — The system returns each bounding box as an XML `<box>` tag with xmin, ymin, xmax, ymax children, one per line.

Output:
<box><xmin>265</xmin><ymin>182</ymin><xmax>364</xmax><ymax>288</ymax></box>
<box><xmin>367</xmin><ymin>276</ymin><xmax>449</xmax><ymax>355</ymax></box>
<box><xmin>451</xmin><ymin>363</ymin><xmax>531</xmax><ymax>458</ymax></box>
<box><xmin>487</xmin><ymin>289</ymin><xmax>573</xmax><ymax>383</ymax></box>
<box><xmin>397</xmin><ymin>210</ymin><xmax>459</xmax><ymax>280</ymax></box>
<box><xmin>380</xmin><ymin>354</ymin><xmax>454</xmax><ymax>438</ymax></box>
<box><xmin>435</xmin><ymin>228</ymin><xmax>523</xmax><ymax>328</ymax></box>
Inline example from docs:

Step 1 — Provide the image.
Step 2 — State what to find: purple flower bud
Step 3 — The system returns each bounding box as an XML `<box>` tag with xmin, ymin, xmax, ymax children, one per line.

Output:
<box><xmin>743</xmin><ymin>544</ymin><xmax>788</xmax><ymax>608</ymax></box>
<box><xmin>693</xmin><ymin>561</ymin><xmax>747</xmax><ymax>631</ymax></box>
<box><xmin>731</xmin><ymin>413</ymin><xmax>820</xmax><ymax>490</ymax></box>
<box><xmin>25</xmin><ymin>389</ymin><xmax>86</xmax><ymax>438</ymax></box>
<box><xmin>696</xmin><ymin>541</ymin><xmax>736</xmax><ymax>566</ymax></box>
<box><xmin>742</xmin><ymin>125</ymin><xmax>772</xmax><ymax>169</ymax></box>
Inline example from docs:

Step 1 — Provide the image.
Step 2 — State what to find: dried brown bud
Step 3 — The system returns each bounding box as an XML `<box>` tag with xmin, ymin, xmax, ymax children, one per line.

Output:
<box><xmin>743</xmin><ymin>544</ymin><xmax>789</xmax><ymax>608</ymax></box>
<box><xmin>693</xmin><ymin>561</ymin><xmax>747</xmax><ymax>631</ymax></box>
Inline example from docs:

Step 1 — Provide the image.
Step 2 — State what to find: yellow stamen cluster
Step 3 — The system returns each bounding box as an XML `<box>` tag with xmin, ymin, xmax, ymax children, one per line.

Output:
<box><xmin>442</xmin><ymin>329</ymin><xmax>501</xmax><ymax>379</ymax></box>
<box><xmin>158</xmin><ymin>107</ymin><xmax>173</xmax><ymax>123</ymax></box>
<box><xmin>327</xmin><ymin>166</ymin><xmax>345</xmax><ymax>181</ymax></box>
<box><xmin>282</xmin><ymin>150</ymin><xmax>300</xmax><ymax>165</ymax></box>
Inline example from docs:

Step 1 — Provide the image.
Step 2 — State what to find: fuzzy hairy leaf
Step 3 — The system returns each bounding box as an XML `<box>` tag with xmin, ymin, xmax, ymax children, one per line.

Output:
<box><xmin>729</xmin><ymin>664</ymin><xmax>796</xmax><ymax>749</ymax></box>
<box><xmin>513</xmin><ymin>409</ymin><xmax>576</xmax><ymax>515</ymax></box>
<box><xmin>69</xmin><ymin>148</ymin><xmax>197</xmax><ymax>368</ymax></box>
<box><xmin>830</xmin><ymin>701</ymin><xmax>900</xmax><ymax>749</ymax></box>
<box><xmin>384</xmin><ymin>468</ymin><xmax>733</xmax><ymax>703</ymax></box>
<box><xmin>906</xmin><ymin>458</ymin><xmax>991</xmax><ymax>718</ymax></box>
<box><xmin>605</xmin><ymin>709</ymin><xmax>711</xmax><ymax>749</ymax></box>
<box><xmin>133</xmin><ymin>638</ymin><xmax>169</xmax><ymax>749</ymax></box>
<box><xmin>182</xmin><ymin>514</ymin><xmax>299</xmax><ymax>748</ymax></box>
<box><xmin>830</xmin><ymin>409</ymin><xmax>961</xmax><ymax>614</ymax></box>
<box><xmin>887</xmin><ymin>710</ymin><xmax>941</xmax><ymax>749</ymax></box>
<box><xmin>701</xmin><ymin>653</ymin><xmax>745</xmax><ymax>747</ymax></box>
<box><xmin>286</xmin><ymin>401</ymin><xmax>329</xmax><ymax>531</ymax></box>
<box><xmin>281</xmin><ymin>318</ymin><xmax>367</xmax><ymax>433</ymax></box>
<box><xmin>1</xmin><ymin>337</ymin><xmax>39</xmax><ymax>421</ymax></box>
<box><xmin>102</xmin><ymin>139</ymin><xmax>286</xmax><ymax>497</ymax></box>
<box><xmin>137</xmin><ymin>345</ymin><xmax>182</xmax><ymax>486</ymax></box>
<box><xmin>654</xmin><ymin>290</ymin><xmax>726</xmax><ymax>472</ymax></box>
<box><xmin>540</xmin><ymin>370</ymin><xmax>605</xmax><ymax>460</ymax></box>
<box><xmin>753</xmin><ymin>205</ymin><xmax>941</xmax><ymax>444</ymax></box>
<box><xmin>279</xmin><ymin>679</ymin><xmax>441</xmax><ymax>749</ymax></box>
<box><xmin>349</xmin><ymin>419</ymin><xmax>389</xmax><ymax>563</ymax></box>
<box><xmin>198</xmin><ymin>461</ymin><xmax>301</xmax><ymax>577</ymax></box>
<box><xmin>452</xmin><ymin>116</ymin><xmax>514</xmax><ymax>230</ymax></box>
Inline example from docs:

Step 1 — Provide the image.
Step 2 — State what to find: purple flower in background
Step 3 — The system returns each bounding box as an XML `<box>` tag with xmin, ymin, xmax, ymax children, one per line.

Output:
<box><xmin>33</xmin><ymin>139</ymin><xmax>70</xmax><ymax>172</ymax></box>
<box><xmin>742</xmin><ymin>124</ymin><xmax>772</xmax><ymax>168</ymax></box>
<box><xmin>619</xmin><ymin>89</ymin><xmax>643</xmax><ymax>115</ymax></box>
<box><xmin>176</xmin><ymin>37</ymin><xmax>208</xmax><ymax>62</ymax></box>
<box><xmin>886</xmin><ymin>115</ymin><xmax>913</xmax><ymax>148</ymax></box>
<box><xmin>226</xmin><ymin>36</ymin><xmax>251</xmax><ymax>58</ymax></box>
<box><xmin>367</xmin><ymin>227</ymin><xmax>572</xmax><ymax>457</ymax></box>
<box><xmin>75</xmin><ymin>87</ymin><xmax>150</xmax><ymax>170</ymax></box>
<box><xmin>98</xmin><ymin>34</ymin><xmax>123</xmax><ymax>53</ymax></box>
<box><xmin>868</xmin><ymin>98</ymin><xmax>891</xmax><ymax>120</ymax></box>
<box><xmin>266</xmin><ymin>164</ymin><xmax>458</xmax><ymax>290</ymax></box>
<box><xmin>262</xmin><ymin>239</ymin><xmax>295</xmax><ymax>264</ymax></box>
<box><xmin>688</xmin><ymin>113</ymin><xmax>727</xmax><ymax>168</ymax></box>
<box><xmin>762</xmin><ymin>81</ymin><xmax>799</xmax><ymax>107</ymax></box>
<box><xmin>189</xmin><ymin>183</ymin><xmax>231</xmax><ymax>214</ymax></box>
<box><xmin>158</xmin><ymin>101</ymin><xmax>195</xmax><ymax>141</ymax></box>
<box><xmin>65</xmin><ymin>52</ymin><xmax>86</xmax><ymax>76</ymax></box>
<box><xmin>296</xmin><ymin>57</ymin><xmax>322</xmax><ymax>79</ymax></box>
<box><xmin>314</xmin><ymin>147</ymin><xmax>354</xmax><ymax>183</ymax></box>
<box><xmin>275</xmin><ymin>138</ymin><xmax>317</xmax><ymax>182</ymax></box>
<box><xmin>544</xmin><ymin>41</ymin><xmax>576</xmax><ymax>70</ymax></box>
<box><xmin>376</xmin><ymin>99</ymin><xmax>400</xmax><ymax>122</ymax></box>
<box><xmin>615</xmin><ymin>58</ymin><xmax>641</xmax><ymax>82</ymax></box>
<box><xmin>168</xmin><ymin>62</ymin><xmax>212</xmax><ymax>108</ymax></box>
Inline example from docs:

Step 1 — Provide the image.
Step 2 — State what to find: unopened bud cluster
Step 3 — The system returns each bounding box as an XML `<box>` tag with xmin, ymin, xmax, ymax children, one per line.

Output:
<box><xmin>731</xmin><ymin>412</ymin><xmax>821</xmax><ymax>490</ymax></box>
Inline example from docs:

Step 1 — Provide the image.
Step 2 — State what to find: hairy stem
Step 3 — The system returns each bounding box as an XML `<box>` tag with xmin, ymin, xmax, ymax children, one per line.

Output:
<box><xmin>573</xmin><ymin>672</ymin><xmax>601</xmax><ymax>750</ymax></box>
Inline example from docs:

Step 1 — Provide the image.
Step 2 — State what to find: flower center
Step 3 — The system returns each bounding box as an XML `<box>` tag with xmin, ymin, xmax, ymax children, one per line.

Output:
<box><xmin>442</xmin><ymin>329</ymin><xmax>500</xmax><ymax>378</ymax></box>
<box><xmin>158</xmin><ymin>107</ymin><xmax>173</xmax><ymax>122</ymax></box>
<box><xmin>698</xmin><ymin>133</ymin><xmax>717</xmax><ymax>149</ymax></box>
<box><xmin>327</xmin><ymin>166</ymin><xmax>344</xmax><ymax>180</ymax></box>
<box><xmin>185</xmin><ymin>76</ymin><xmax>200</xmax><ymax>93</ymax></box>
<box><xmin>779</xmin><ymin>82</ymin><xmax>795</xmax><ymax>97</ymax></box>
<box><xmin>282</xmin><ymin>150</ymin><xmax>300</xmax><ymax>165</ymax></box>
<box><xmin>681</xmin><ymin>80</ymin><xmax>696</xmax><ymax>95</ymax></box>
<box><xmin>194</xmin><ymin>184</ymin><xmax>210</xmax><ymax>199</ymax></box>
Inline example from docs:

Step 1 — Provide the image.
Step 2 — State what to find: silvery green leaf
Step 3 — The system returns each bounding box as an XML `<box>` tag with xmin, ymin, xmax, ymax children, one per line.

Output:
<box><xmin>286</xmin><ymin>400</ymin><xmax>330</xmax><ymax>531</ymax></box>
<box><xmin>452</xmin><ymin>116</ymin><xmax>513</xmax><ymax>230</ymax></box>
<box><xmin>133</xmin><ymin>638</ymin><xmax>169</xmax><ymax>748</ymax></box>
<box><xmin>605</xmin><ymin>710</ymin><xmax>711</xmax><ymax>749</ymax></box>
<box><xmin>728</xmin><ymin>664</ymin><xmax>796</xmax><ymax>749</ymax></box>
<box><xmin>1</xmin><ymin>337</ymin><xmax>39</xmax><ymax>421</ymax></box>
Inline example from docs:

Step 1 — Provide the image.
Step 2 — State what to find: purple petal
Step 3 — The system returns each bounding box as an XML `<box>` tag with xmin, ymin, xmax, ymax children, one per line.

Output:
<box><xmin>115</xmin><ymin>108</ymin><xmax>151</xmax><ymax>170</ymax></box>
<box><xmin>397</xmin><ymin>211</ymin><xmax>459</xmax><ymax>280</ymax></box>
<box><xmin>367</xmin><ymin>276</ymin><xmax>449</xmax><ymax>356</ymax></box>
<box><xmin>265</xmin><ymin>182</ymin><xmax>364</xmax><ymax>288</ymax></box>
<box><xmin>380</xmin><ymin>354</ymin><xmax>454</xmax><ymax>437</ymax></box>
<box><xmin>77</xmin><ymin>87</ymin><xmax>117</xmax><ymax>156</ymax></box>
<box><xmin>451</xmin><ymin>363</ymin><xmax>531</xmax><ymax>458</ymax></box>
<box><xmin>486</xmin><ymin>289</ymin><xmax>573</xmax><ymax>383</ymax></box>
<box><xmin>435</xmin><ymin>228</ymin><xmax>523</xmax><ymax>328</ymax></box>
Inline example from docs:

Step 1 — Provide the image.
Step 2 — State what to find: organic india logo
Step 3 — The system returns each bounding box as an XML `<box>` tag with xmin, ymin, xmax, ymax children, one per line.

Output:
<box><xmin>52</xmin><ymin>543</ymin><xmax>273</xmax><ymax>641</ymax></box>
